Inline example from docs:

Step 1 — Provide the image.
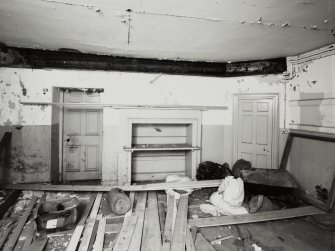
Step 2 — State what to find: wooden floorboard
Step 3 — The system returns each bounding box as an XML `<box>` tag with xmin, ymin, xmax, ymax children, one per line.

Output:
<box><xmin>3</xmin><ymin>196</ymin><xmax>37</xmax><ymax>251</ymax></box>
<box><xmin>171</xmin><ymin>194</ymin><xmax>189</xmax><ymax>251</ymax></box>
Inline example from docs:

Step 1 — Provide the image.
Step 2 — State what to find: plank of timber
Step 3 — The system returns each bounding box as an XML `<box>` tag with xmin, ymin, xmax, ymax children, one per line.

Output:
<box><xmin>327</xmin><ymin>174</ymin><xmax>335</xmax><ymax>210</ymax></box>
<box><xmin>66</xmin><ymin>195</ymin><xmax>96</xmax><ymax>251</ymax></box>
<box><xmin>121</xmin><ymin>180</ymin><xmax>222</xmax><ymax>191</ymax></box>
<box><xmin>297</xmin><ymin>191</ymin><xmax>329</xmax><ymax>211</ymax></box>
<box><xmin>128</xmin><ymin>192</ymin><xmax>147</xmax><ymax>251</ymax></box>
<box><xmin>1</xmin><ymin>179</ymin><xmax>222</xmax><ymax>192</ymax></box>
<box><xmin>90</xmin><ymin>193</ymin><xmax>103</xmax><ymax>218</ymax></box>
<box><xmin>162</xmin><ymin>194</ymin><xmax>177</xmax><ymax>251</ymax></box>
<box><xmin>3</xmin><ymin>196</ymin><xmax>37</xmax><ymax>251</ymax></box>
<box><xmin>279</xmin><ymin>133</ymin><xmax>293</xmax><ymax>170</ymax></box>
<box><xmin>87</xmin><ymin>220</ymin><xmax>99</xmax><ymax>251</ymax></box>
<box><xmin>0</xmin><ymin>190</ymin><xmax>20</xmax><ymax>219</ymax></box>
<box><xmin>66</xmin><ymin>225</ymin><xmax>85</xmax><ymax>251</ymax></box>
<box><xmin>113</xmin><ymin>216</ymin><xmax>138</xmax><ymax>251</ymax></box>
<box><xmin>21</xmin><ymin>225</ymin><xmax>35</xmax><ymax>251</ymax></box>
<box><xmin>26</xmin><ymin>236</ymin><xmax>48</xmax><ymax>251</ymax></box>
<box><xmin>185</xmin><ymin>228</ymin><xmax>196</xmax><ymax>251</ymax></box>
<box><xmin>158</xmin><ymin>201</ymin><xmax>166</xmax><ymax>241</ymax></box>
<box><xmin>78</xmin><ymin>219</ymin><xmax>96</xmax><ymax>251</ymax></box>
<box><xmin>194</xmin><ymin>233</ymin><xmax>215</xmax><ymax>251</ymax></box>
<box><xmin>188</xmin><ymin>206</ymin><xmax>324</xmax><ymax>228</ymax></box>
<box><xmin>141</xmin><ymin>192</ymin><xmax>161</xmax><ymax>251</ymax></box>
<box><xmin>171</xmin><ymin>194</ymin><xmax>189</xmax><ymax>251</ymax></box>
<box><xmin>93</xmin><ymin>217</ymin><xmax>106</xmax><ymax>251</ymax></box>
<box><xmin>0</xmin><ymin>224</ymin><xmax>15</xmax><ymax>249</ymax></box>
<box><xmin>0</xmin><ymin>184</ymin><xmax>113</xmax><ymax>192</ymax></box>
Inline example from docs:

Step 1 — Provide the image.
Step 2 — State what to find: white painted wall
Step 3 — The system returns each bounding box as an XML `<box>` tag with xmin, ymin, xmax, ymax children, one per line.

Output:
<box><xmin>0</xmin><ymin>67</ymin><xmax>287</xmax><ymax>183</ymax></box>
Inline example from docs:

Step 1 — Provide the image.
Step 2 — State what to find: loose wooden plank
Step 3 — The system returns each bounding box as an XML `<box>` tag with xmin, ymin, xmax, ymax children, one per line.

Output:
<box><xmin>78</xmin><ymin>219</ymin><xmax>96</xmax><ymax>251</ymax></box>
<box><xmin>141</xmin><ymin>192</ymin><xmax>161</xmax><ymax>251</ymax></box>
<box><xmin>158</xmin><ymin>201</ymin><xmax>166</xmax><ymax>241</ymax></box>
<box><xmin>113</xmin><ymin>216</ymin><xmax>138</xmax><ymax>251</ymax></box>
<box><xmin>93</xmin><ymin>217</ymin><xmax>106</xmax><ymax>251</ymax></box>
<box><xmin>121</xmin><ymin>180</ymin><xmax>222</xmax><ymax>191</ymax></box>
<box><xmin>3</xmin><ymin>196</ymin><xmax>37</xmax><ymax>251</ymax></box>
<box><xmin>171</xmin><ymin>194</ymin><xmax>189</xmax><ymax>251</ymax></box>
<box><xmin>194</xmin><ymin>233</ymin><xmax>215</xmax><ymax>251</ymax></box>
<box><xmin>87</xmin><ymin>220</ymin><xmax>99</xmax><ymax>251</ymax></box>
<box><xmin>188</xmin><ymin>206</ymin><xmax>324</xmax><ymax>228</ymax></box>
<box><xmin>0</xmin><ymin>223</ymin><xmax>15</xmax><ymax>249</ymax></box>
<box><xmin>162</xmin><ymin>194</ymin><xmax>175</xmax><ymax>251</ymax></box>
<box><xmin>67</xmin><ymin>195</ymin><xmax>97</xmax><ymax>251</ymax></box>
<box><xmin>90</xmin><ymin>193</ymin><xmax>103</xmax><ymax>219</ymax></box>
<box><xmin>1</xmin><ymin>179</ymin><xmax>222</xmax><ymax>192</ymax></box>
<box><xmin>0</xmin><ymin>190</ymin><xmax>20</xmax><ymax>219</ymax></box>
<box><xmin>66</xmin><ymin>225</ymin><xmax>85</xmax><ymax>251</ymax></box>
<box><xmin>185</xmin><ymin>228</ymin><xmax>196</xmax><ymax>251</ymax></box>
<box><xmin>128</xmin><ymin>192</ymin><xmax>147</xmax><ymax>251</ymax></box>
<box><xmin>279</xmin><ymin>133</ymin><xmax>293</xmax><ymax>170</ymax></box>
<box><xmin>21</xmin><ymin>225</ymin><xmax>35</xmax><ymax>251</ymax></box>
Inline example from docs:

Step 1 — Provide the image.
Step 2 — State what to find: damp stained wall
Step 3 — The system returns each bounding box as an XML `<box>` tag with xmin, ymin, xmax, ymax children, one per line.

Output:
<box><xmin>0</xmin><ymin>67</ymin><xmax>287</xmax><ymax>184</ymax></box>
<box><xmin>287</xmin><ymin>45</ymin><xmax>335</xmax><ymax>195</ymax></box>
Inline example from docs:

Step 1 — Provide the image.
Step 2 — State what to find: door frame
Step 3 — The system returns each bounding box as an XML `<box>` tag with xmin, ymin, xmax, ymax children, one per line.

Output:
<box><xmin>51</xmin><ymin>87</ymin><xmax>104</xmax><ymax>183</ymax></box>
<box><xmin>233</xmin><ymin>93</ymin><xmax>279</xmax><ymax>169</ymax></box>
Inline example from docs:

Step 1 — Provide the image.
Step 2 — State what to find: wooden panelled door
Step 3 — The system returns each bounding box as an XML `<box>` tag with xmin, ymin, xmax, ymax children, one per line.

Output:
<box><xmin>235</xmin><ymin>95</ymin><xmax>278</xmax><ymax>169</ymax></box>
<box><xmin>62</xmin><ymin>91</ymin><xmax>102</xmax><ymax>181</ymax></box>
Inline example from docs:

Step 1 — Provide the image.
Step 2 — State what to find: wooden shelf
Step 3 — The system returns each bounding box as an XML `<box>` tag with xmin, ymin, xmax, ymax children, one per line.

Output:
<box><xmin>124</xmin><ymin>144</ymin><xmax>200</xmax><ymax>152</ymax></box>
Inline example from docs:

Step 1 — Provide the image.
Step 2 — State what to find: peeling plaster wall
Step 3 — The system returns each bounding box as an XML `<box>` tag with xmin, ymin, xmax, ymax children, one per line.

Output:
<box><xmin>287</xmin><ymin>46</ymin><xmax>335</xmax><ymax>196</ymax></box>
<box><xmin>0</xmin><ymin>67</ymin><xmax>287</xmax><ymax>184</ymax></box>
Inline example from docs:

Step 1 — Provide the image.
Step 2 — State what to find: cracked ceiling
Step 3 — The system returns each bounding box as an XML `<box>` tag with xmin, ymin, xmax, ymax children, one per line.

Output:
<box><xmin>0</xmin><ymin>0</ymin><xmax>334</xmax><ymax>62</ymax></box>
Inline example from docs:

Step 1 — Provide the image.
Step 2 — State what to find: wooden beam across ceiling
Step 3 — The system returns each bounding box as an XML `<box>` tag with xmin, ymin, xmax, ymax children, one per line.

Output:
<box><xmin>0</xmin><ymin>46</ymin><xmax>286</xmax><ymax>77</ymax></box>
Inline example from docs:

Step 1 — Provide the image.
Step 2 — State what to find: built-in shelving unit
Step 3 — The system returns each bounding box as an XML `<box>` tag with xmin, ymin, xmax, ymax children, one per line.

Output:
<box><xmin>118</xmin><ymin>109</ymin><xmax>202</xmax><ymax>184</ymax></box>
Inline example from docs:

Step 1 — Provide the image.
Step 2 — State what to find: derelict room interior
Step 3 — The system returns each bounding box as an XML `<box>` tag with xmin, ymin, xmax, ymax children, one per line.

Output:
<box><xmin>0</xmin><ymin>0</ymin><xmax>335</xmax><ymax>250</ymax></box>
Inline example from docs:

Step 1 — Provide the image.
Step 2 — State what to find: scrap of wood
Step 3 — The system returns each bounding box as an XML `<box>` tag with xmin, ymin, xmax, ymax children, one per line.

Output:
<box><xmin>0</xmin><ymin>190</ymin><xmax>20</xmax><ymax>219</ymax></box>
<box><xmin>194</xmin><ymin>233</ymin><xmax>215</xmax><ymax>251</ymax></box>
<box><xmin>128</xmin><ymin>192</ymin><xmax>147</xmax><ymax>251</ymax></box>
<box><xmin>185</xmin><ymin>227</ymin><xmax>196</xmax><ymax>251</ymax></box>
<box><xmin>93</xmin><ymin>217</ymin><xmax>106</xmax><ymax>251</ymax></box>
<box><xmin>188</xmin><ymin>206</ymin><xmax>324</xmax><ymax>228</ymax></box>
<box><xmin>1</xmin><ymin>179</ymin><xmax>222</xmax><ymax>192</ymax></box>
<box><xmin>3</xmin><ymin>196</ymin><xmax>38</xmax><ymax>251</ymax></box>
<box><xmin>113</xmin><ymin>215</ymin><xmax>138</xmax><ymax>251</ymax></box>
<box><xmin>141</xmin><ymin>191</ymin><xmax>162</xmax><ymax>251</ymax></box>
<box><xmin>171</xmin><ymin>194</ymin><xmax>189</xmax><ymax>251</ymax></box>
<box><xmin>162</xmin><ymin>194</ymin><xmax>175</xmax><ymax>251</ymax></box>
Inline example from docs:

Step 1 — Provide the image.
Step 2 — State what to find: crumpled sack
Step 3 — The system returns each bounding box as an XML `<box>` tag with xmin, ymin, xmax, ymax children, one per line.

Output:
<box><xmin>200</xmin><ymin>176</ymin><xmax>248</xmax><ymax>216</ymax></box>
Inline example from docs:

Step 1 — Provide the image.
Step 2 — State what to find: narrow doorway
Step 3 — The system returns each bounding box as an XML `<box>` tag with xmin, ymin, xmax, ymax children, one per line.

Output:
<box><xmin>62</xmin><ymin>90</ymin><xmax>103</xmax><ymax>181</ymax></box>
<box><xmin>233</xmin><ymin>94</ymin><xmax>279</xmax><ymax>169</ymax></box>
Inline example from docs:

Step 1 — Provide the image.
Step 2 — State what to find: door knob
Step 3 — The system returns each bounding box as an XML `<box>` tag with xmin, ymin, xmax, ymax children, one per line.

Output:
<box><xmin>65</xmin><ymin>138</ymin><xmax>70</xmax><ymax>142</ymax></box>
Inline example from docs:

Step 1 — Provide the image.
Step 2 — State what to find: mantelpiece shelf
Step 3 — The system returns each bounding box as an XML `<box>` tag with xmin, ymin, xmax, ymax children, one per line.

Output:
<box><xmin>124</xmin><ymin>144</ymin><xmax>200</xmax><ymax>152</ymax></box>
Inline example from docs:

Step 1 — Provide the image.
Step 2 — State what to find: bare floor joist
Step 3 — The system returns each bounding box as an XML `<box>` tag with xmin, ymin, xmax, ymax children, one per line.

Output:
<box><xmin>188</xmin><ymin>206</ymin><xmax>324</xmax><ymax>228</ymax></box>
